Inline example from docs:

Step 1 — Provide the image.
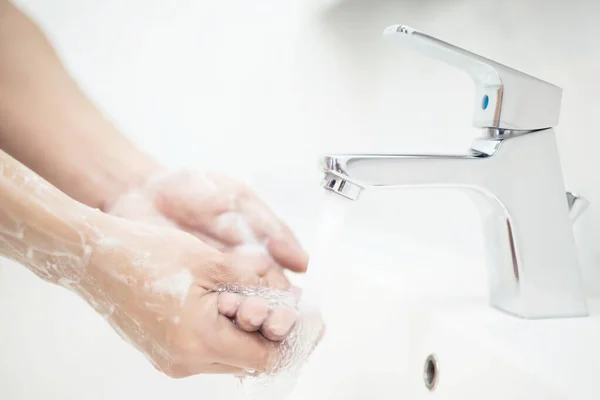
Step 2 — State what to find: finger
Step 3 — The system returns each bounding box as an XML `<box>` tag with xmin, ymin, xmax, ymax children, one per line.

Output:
<box><xmin>163</xmin><ymin>184</ymin><xmax>308</xmax><ymax>274</ymax></box>
<box><xmin>235</xmin><ymin>296</ymin><xmax>270</xmax><ymax>332</ymax></box>
<box><xmin>173</xmin><ymin>226</ymin><xmax>228</xmax><ymax>251</ymax></box>
<box><xmin>208</xmin><ymin>195</ymin><xmax>286</xmax><ymax>250</ymax></box>
<box><xmin>261</xmin><ymin>306</ymin><xmax>298</xmax><ymax>342</ymax></box>
<box><xmin>229</xmin><ymin>252</ymin><xmax>291</xmax><ymax>290</ymax></box>
<box><xmin>237</xmin><ymin>201</ymin><xmax>282</xmax><ymax>241</ymax></box>
<box><xmin>215</xmin><ymin>312</ymin><xmax>280</xmax><ymax>372</ymax></box>
<box><xmin>203</xmin><ymin>253</ymin><xmax>262</xmax><ymax>289</ymax></box>
<box><xmin>217</xmin><ymin>292</ymin><xmax>242</xmax><ymax>317</ymax></box>
<box><xmin>230</xmin><ymin>252</ymin><xmax>273</xmax><ymax>277</ymax></box>
<box><xmin>181</xmin><ymin>210</ymin><xmax>257</xmax><ymax>248</ymax></box>
<box><xmin>262</xmin><ymin>264</ymin><xmax>291</xmax><ymax>290</ymax></box>
<box><xmin>267</xmin><ymin>237</ymin><xmax>309</xmax><ymax>273</ymax></box>
<box><xmin>235</xmin><ymin>199</ymin><xmax>309</xmax><ymax>273</ymax></box>
<box><xmin>154</xmin><ymin>178</ymin><xmax>234</xmax><ymax>232</ymax></box>
<box><xmin>173</xmin><ymin>214</ymin><xmax>239</xmax><ymax>248</ymax></box>
<box><xmin>210</xmin><ymin>211</ymin><xmax>249</xmax><ymax>246</ymax></box>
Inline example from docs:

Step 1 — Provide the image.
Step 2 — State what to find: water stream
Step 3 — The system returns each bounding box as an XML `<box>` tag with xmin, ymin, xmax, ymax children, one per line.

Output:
<box><xmin>238</xmin><ymin>189</ymin><xmax>355</xmax><ymax>399</ymax></box>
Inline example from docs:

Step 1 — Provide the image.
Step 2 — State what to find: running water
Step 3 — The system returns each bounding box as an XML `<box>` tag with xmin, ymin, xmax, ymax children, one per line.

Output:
<box><xmin>237</xmin><ymin>189</ymin><xmax>356</xmax><ymax>399</ymax></box>
<box><xmin>298</xmin><ymin>189</ymin><xmax>356</xmax><ymax>311</ymax></box>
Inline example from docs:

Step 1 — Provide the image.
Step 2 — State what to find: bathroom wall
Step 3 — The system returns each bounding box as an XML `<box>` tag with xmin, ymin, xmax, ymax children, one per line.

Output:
<box><xmin>1</xmin><ymin>0</ymin><xmax>600</xmax><ymax>398</ymax></box>
<box><xmin>15</xmin><ymin>0</ymin><xmax>597</xmax><ymax>292</ymax></box>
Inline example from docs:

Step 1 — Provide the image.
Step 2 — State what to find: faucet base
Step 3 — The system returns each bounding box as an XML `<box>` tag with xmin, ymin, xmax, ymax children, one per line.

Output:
<box><xmin>319</xmin><ymin>128</ymin><xmax>589</xmax><ymax>319</ymax></box>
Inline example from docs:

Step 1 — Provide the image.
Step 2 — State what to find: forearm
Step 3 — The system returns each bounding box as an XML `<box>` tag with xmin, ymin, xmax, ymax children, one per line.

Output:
<box><xmin>0</xmin><ymin>148</ymin><xmax>97</xmax><ymax>284</ymax></box>
<box><xmin>0</xmin><ymin>3</ymin><xmax>160</xmax><ymax>210</ymax></box>
<box><xmin>0</xmin><ymin>148</ymin><xmax>153</xmax><ymax>319</ymax></box>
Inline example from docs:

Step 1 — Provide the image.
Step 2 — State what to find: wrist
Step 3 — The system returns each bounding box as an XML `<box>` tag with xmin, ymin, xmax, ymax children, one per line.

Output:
<box><xmin>94</xmin><ymin>154</ymin><xmax>163</xmax><ymax>212</ymax></box>
<box><xmin>72</xmin><ymin>144</ymin><xmax>163</xmax><ymax>212</ymax></box>
<box><xmin>73</xmin><ymin>210</ymin><xmax>139</xmax><ymax>311</ymax></box>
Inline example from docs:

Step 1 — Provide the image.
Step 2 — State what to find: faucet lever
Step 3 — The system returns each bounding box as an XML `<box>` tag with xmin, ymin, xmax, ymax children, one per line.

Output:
<box><xmin>383</xmin><ymin>24</ymin><xmax>562</xmax><ymax>132</ymax></box>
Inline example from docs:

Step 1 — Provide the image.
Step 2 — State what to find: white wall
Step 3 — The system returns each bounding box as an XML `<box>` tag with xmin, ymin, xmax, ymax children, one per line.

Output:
<box><xmin>1</xmin><ymin>0</ymin><xmax>600</xmax><ymax>398</ymax></box>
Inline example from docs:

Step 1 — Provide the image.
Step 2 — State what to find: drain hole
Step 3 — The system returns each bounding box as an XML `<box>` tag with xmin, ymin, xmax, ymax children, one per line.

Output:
<box><xmin>424</xmin><ymin>354</ymin><xmax>438</xmax><ymax>391</ymax></box>
<box><xmin>338</xmin><ymin>180</ymin><xmax>346</xmax><ymax>192</ymax></box>
<box><xmin>328</xmin><ymin>179</ymin><xmax>337</xmax><ymax>189</ymax></box>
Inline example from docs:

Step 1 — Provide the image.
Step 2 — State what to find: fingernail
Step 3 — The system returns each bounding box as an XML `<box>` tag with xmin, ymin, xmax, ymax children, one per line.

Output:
<box><xmin>250</xmin><ymin>316</ymin><xmax>265</xmax><ymax>327</ymax></box>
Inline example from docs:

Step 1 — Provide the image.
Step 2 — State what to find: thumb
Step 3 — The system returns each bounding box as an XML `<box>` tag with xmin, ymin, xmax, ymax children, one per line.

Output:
<box><xmin>203</xmin><ymin>252</ymin><xmax>262</xmax><ymax>290</ymax></box>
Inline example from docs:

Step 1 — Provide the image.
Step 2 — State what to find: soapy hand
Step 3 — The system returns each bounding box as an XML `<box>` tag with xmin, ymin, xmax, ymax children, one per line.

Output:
<box><xmin>0</xmin><ymin>2</ymin><xmax>319</xmax><ymax>382</ymax></box>
<box><xmin>0</xmin><ymin>152</ymin><xmax>301</xmax><ymax>378</ymax></box>
<box><xmin>80</xmin><ymin>216</ymin><xmax>300</xmax><ymax>377</ymax></box>
<box><xmin>107</xmin><ymin>169</ymin><xmax>309</xmax><ymax>288</ymax></box>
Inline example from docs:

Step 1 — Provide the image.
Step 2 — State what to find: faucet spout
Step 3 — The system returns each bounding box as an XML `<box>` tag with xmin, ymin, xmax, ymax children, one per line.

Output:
<box><xmin>321</xmin><ymin>129</ymin><xmax>588</xmax><ymax>319</ymax></box>
<box><xmin>323</xmin><ymin>154</ymin><xmax>486</xmax><ymax>189</ymax></box>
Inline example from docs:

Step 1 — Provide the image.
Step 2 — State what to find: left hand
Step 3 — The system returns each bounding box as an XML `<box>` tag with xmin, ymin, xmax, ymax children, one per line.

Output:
<box><xmin>106</xmin><ymin>169</ymin><xmax>308</xmax><ymax>289</ymax></box>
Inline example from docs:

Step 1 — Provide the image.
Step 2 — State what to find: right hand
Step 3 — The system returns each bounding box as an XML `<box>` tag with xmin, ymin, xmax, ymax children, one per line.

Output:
<box><xmin>77</xmin><ymin>214</ymin><xmax>302</xmax><ymax>378</ymax></box>
<box><xmin>106</xmin><ymin>169</ymin><xmax>309</xmax><ymax>289</ymax></box>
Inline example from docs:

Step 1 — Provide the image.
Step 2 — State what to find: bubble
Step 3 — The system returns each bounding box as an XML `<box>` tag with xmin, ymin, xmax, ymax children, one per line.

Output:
<box><xmin>215</xmin><ymin>284</ymin><xmax>324</xmax><ymax>399</ymax></box>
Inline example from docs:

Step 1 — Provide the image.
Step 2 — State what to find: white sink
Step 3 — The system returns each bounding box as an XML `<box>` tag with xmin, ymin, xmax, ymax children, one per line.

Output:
<box><xmin>400</xmin><ymin>297</ymin><xmax>600</xmax><ymax>400</ymax></box>
<box><xmin>285</xmin><ymin>295</ymin><xmax>600</xmax><ymax>400</ymax></box>
<box><xmin>0</xmin><ymin>184</ymin><xmax>598</xmax><ymax>399</ymax></box>
<box><xmin>277</xmin><ymin>187</ymin><xmax>600</xmax><ymax>400</ymax></box>
<box><xmin>286</xmin><ymin>260</ymin><xmax>600</xmax><ymax>399</ymax></box>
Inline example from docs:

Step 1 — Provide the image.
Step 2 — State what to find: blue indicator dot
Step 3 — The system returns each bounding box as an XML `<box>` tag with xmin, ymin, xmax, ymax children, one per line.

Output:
<box><xmin>482</xmin><ymin>94</ymin><xmax>489</xmax><ymax>110</ymax></box>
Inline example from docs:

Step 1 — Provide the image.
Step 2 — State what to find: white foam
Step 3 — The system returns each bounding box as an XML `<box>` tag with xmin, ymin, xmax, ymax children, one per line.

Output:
<box><xmin>96</xmin><ymin>236</ymin><xmax>122</xmax><ymax>247</ymax></box>
<box><xmin>215</xmin><ymin>211</ymin><xmax>257</xmax><ymax>244</ymax></box>
<box><xmin>235</xmin><ymin>243</ymin><xmax>267</xmax><ymax>254</ymax></box>
<box><xmin>146</xmin><ymin>269</ymin><xmax>193</xmax><ymax>305</ymax></box>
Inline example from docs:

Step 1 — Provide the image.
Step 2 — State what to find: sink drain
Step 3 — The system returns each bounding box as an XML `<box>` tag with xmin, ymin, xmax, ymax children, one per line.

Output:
<box><xmin>423</xmin><ymin>354</ymin><xmax>439</xmax><ymax>391</ymax></box>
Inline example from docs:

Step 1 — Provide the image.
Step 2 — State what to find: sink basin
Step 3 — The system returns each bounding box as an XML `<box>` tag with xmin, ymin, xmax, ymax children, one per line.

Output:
<box><xmin>0</xmin><ymin>183</ymin><xmax>597</xmax><ymax>399</ymax></box>
<box><xmin>400</xmin><ymin>297</ymin><xmax>600</xmax><ymax>400</ymax></box>
<box><xmin>286</xmin><ymin>263</ymin><xmax>599</xmax><ymax>399</ymax></box>
<box><xmin>285</xmin><ymin>296</ymin><xmax>600</xmax><ymax>400</ymax></box>
<box><xmin>276</xmin><ymin>187</ymin><xmax>599</xmax><ymax>400</ymax></box>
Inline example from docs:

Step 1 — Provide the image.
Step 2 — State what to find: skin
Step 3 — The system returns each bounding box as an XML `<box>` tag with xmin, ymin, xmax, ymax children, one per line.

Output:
<box><xmin>0</xmin><ymin>149</ymin><xmax>294</xmax><ymax>376</ymax></box>
<box><xmin>0</xmin><ymin>1</ymin><xmax>317</xmax><ymax>377</ymax></box>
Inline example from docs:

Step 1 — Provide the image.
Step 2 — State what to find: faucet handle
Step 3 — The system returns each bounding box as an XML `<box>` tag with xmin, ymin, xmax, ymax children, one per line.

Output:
<box><xmin>383</xmin><ymin>25</ymin><xmax>562</xmax><ymax>131</ymax></box>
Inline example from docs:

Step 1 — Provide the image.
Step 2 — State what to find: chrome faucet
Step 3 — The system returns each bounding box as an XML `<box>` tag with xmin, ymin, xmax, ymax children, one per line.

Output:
<box><xmin>320</xmin><ymin>25</ymin><xmax>589</xmax><ymax>319</ymax></box>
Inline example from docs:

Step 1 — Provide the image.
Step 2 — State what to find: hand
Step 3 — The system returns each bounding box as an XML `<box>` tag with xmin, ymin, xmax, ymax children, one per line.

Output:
<box><xmin>107</xmin><ymin>169</ymin><xmax>309</xmax><ymax>288</ymax></box>
<box><xmin>77</xmin><ymin>214</ymin><xmax>301</xmax><ymax>378</ymax></box>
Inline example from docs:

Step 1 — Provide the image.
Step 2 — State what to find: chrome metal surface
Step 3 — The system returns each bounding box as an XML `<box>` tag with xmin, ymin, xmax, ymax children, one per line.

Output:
<box><xmin>384</xmin><ymin>25</ymin><xmax>562</xmax><ymax>131</ymax></box>
<box><xmin>567</xmin><ymin>192</ymin><xmax>590</xmax><ymax>223</ymax></box>
<box><xmin>322</xmin><ymin>172</ymin><xmax>363</xmax><ymax>200</ymax></box>
<box><xmin>321</xmin><ymin>130</ymin><xmax>588</xmax><ymax>319</ymax></box>
<box><xmin>318</xmin><ymin>25</ymin><xmax>588</xmax><ymax>319</ymax></box>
